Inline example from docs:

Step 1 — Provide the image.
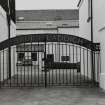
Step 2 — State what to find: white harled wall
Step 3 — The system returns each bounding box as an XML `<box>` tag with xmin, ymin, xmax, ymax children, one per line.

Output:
<box><xmin>79</xmin><ymin>0</ymin><xmax>105</xmax><ymax>90</ymax></box>
<box><xmin>93</xmin><ymin>0</ymin><xmax>105</xmax><ymax>90</ymax></box>
<box><xmin>0</xmin><ymin>5</ymin><xmax>16</xmax><ymax>82</ymax></box>
<box><xmin>79</xmin><ymin>0</ymin><xmax>91</xmax><ymax>41</ymax></box>
<box><xmin>16</xmin><ymin>28</ymin><xmax>79</xmax><ymax>36</ymax></box>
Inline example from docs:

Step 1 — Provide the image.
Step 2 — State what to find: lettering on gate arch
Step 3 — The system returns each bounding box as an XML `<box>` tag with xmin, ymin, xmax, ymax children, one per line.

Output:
<box><xmin>46</xmin><ymin>34</ymin><xmax>58</xmax><ymax>42</ymax></box>
<box><xmin>64</xmin><ymin>35</ymin><xmax>70</xmax><ymax>42</ymax></box>
<box><xmin>58</xmin><ymin>34</ymin><xmax>64</xmax><ymax>42</ymax></box>
<box><xmin>0</xmin><ymin>34</ymin><xmax>100</xmax><ymax>51</ymax></box>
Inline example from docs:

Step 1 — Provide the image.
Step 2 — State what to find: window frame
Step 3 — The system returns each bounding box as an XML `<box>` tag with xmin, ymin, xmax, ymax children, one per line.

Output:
<box><xmin>31</xmin><ymin>53</ymin><xmax>37</xmax><ymax>61</ymax></box>
<box><xmin>61</xmin><ymin>56</ymin><xmax>70</xmax><ymax>61</ymax></box>
<box><xmin>17</xmin><ymin>53</ymin><xmax>25</xmax><ymax>61</ymax></box>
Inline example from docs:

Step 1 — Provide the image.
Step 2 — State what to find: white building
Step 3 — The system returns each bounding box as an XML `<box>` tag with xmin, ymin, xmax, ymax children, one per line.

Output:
<box><xmin>16</xmin><ymin>9</ymin><xmax>79</xmax><ymax>36</ymax></box>
<box><xmin>0</xmin><ymin>0</ymin><xmax>16</xmax><ymax>82</ymax></box>
<box><xmin>0</xmin><ymin>0</ymin><xmax>16</xmax><ymax>40</ymax></box>
<box><xmin>16</xmin><ymin>10</ymin><xmax>80</xmax><ymax>71</ymax></box>
<box><xmin>78</xmin><ymin>0</ymin><xmax>105</xmax><ymax>90</ymax></box>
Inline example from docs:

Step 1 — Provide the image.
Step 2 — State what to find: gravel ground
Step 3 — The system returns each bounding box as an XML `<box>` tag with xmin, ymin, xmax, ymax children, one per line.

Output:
<box><xmin>0</xmin><ymin>87</ymin><xmax>105</xmax><ymax>105</ymax></box>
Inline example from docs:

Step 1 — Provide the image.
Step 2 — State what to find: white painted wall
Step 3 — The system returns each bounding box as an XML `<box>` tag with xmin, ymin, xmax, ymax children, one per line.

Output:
<box><xmin>11</xmin><ymin>21</ymin><xmax>16</xmax><ymax>38</ymax></box>
<box><xmin>58</xmin><ymin>28</ymin><xmax>79</xmax><ymax>36</ymax></box>
<box><xmin>16</xmin><ymin>20</ymin><xmax>79</xmax><ymax>36</ymax></box>
<box><xmin>76</xmin><ymin>0</ymin><xmax>93</xmax><ymax>82</ymax></box>
<box><xmin>0</xmin><ymin>6</ymin><xmax>16</xmax><ymax>82</ymax></box>
<box><xmin>16</xmin><ymin>28</ymin><xmax>79</xmax><ymax>36</ymax></box>
<box><xmin>79</xmin><ymin>0</ymin><xmax>91</xmax><ymax>40</ymax></box>
<box><xmin>93</xmin><ymin>0</ymin><xmax>105</xmax><ymax>89</ymax></box>
<box><xmin>16</xmin><ymin>20</ymin><xmax>79</xmax><ymax>30</ymax></box>
<box><xmin>0</xmin><ymin>6</ymin><xmax>8</xmax><ymax>42</ymax></box>
<box><xmin>78</xmin><ymin>0</ymin><xmax>105</xmax><ymax>89</ymax></box>
<box><xmin>16</xmin><ymin>29</ymin><xmax>58</xmax><ymax>35</ymax></box>
<box><xmin>0</xmin><ymin>6</ymin><xmax>16</xmax><ymax>41</ymax></box>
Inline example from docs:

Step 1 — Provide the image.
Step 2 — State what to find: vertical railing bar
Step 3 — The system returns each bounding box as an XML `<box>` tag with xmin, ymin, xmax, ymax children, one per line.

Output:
<box><xmin>98</xmin><ymin>51</ymin><xmax>101</xmax><ymax>84</ymax></box>
<box><xmin>27</xmin><ymin>50</ymin><xmax>29</xmax><ymax>86</ymax></box>
<box><xmin>93</xmin><ymin>51</ymin><xmax>96</xmax><ymax>86</ymax></box>
<box><xmin>44</xmin><ymin>36</ymin><xmax>47</xmax><ymax>88</ymax></box>
<box><xmin>80</xmin><ymin>46</ymin><xmax>82</xmax><ymax>85</ymax></box>
<box><xmin>76</xmin><ymin>45</ymin><xmax>78</xmax><ymax>85</ymax></box>
<box><xmin>31</xmin><ymin>36</ymin><xmax>33</xmax><ymax>86</ymax></box>
<box><xmin>5</xmin><ymin>51</ymin><xmax>7</xmax><ymax>87</ymax></box>
<box><xmin>55</xmin><ymin>43</ymin><xmax>57</xmax><ymax>84</ymax></box>
<box><xmin>73</xmin><ymin>44</ymin><xmax>75</xmax><ymax>85</ymax></box>
<box><xmin>9</xmin><ymin>46</ymin><xmax>12</xmax><ymax>87</ymax></box>
<box><xmin>97</xmin><ymin>52</ymin><xmax>100</xmax><ymax>84</ymax></box>
<box><xmin>0</xmin><ymin>51</ymin><xmax>1</xmax><ymax>88</ymax></box>
<box><xmin>48</xmin><ymin>44</ymin><xmax>50</xmax><ymax>85</ymax></box>
<box><xmin>69</xmin><ymin>44</ymin><xmax>71</xmax><ymax>84</ymax></box>
<box><xmin>13</xmin><ymin>47</ymin><xmax>15</xmax><ymax>87</ymax></box>
<box><xmin>41</xmin><ymin>49</ymin><xmax>43</xmax><ymax>86</ymax></box>
<box><xmin>16</xmin><ymin>46</ymin><xmax>18</xmax><ymax>87</ymax></box>
<box><xmin>91</xmin><ymin>49</ymin><xmax>95</xmax><ymax>86</ymax></box>
<box><xmin>38</xmin><ymin>40</ymin><xmax>40</xmax><ymax>86</ymax></box>
<box><xmin>99</xmin><ymin>51</ymin><xmax>101</xmax><ymax>74</ymax></box>
<box><xmin>66</xmin><ymin>43</ymin><xmax>68</xmax><ymax>85</ymax></box>
<box><xmin>52</xmin><ymin>42</ymin><xmax>54</xmax><ymax>85</ymax></box>
<box><xmin>24</xmin><ymin>39</ymin><xmax>26</xmax><ymax>87</ymax></box>
<box><xmin>87</xmin><ymin>49</ymin><xmax>89</xmax><ymax>84</ymax></box>
<box><xmin>20</xmin><ymin>52</ymin><xmax>23</xmax><ymax>87</ymax></box>
<box><xmin>34</xmin><ymin>51</ymin><xmax>36</xmax><ymax>85</ymax></box>
<box><xmin>91</xmin><ymin>50</ymin><xmax>95</xmax><ymax>86</ymax></box>
<box><xmin>6</xmin><ymin>49</ymin><xmax>8</xmax><ymax>87</ymax></box>
<box><xmin>83</xmin><ymin>48</ymin><xmax>85</xmax><ymax>83</ymax></box>
<box><xmin>62</xmin><ymin>44</ymin><xmax>64</xmax><ymax>85</ymax></box>
<box><xmin>14</xmin><ymin>47</ymin><xmax>16</xmax><ymax>87</ymax></box>
<box><xmin>59</xmin><ymin>42</ymin><xmax>61</xmax><ymax>85</ymax></box>
<box><xmin>96</xmin><ymin>52</ymin><xmax>98</xmax><ymax>84</ymax></box>
<box><xmin>3</xmin><ymin>50</ymin><xmax>4</xmax><ymax>87</ymax></box>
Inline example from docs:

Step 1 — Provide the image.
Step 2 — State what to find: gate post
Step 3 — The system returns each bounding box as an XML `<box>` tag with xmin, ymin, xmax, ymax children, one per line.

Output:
<box><xmin>91</xmin><ymin>50</ymin><xmax>95</xmax><ymax>85</ymax></box>
<box><xmin>44</xmin><ymin>36</ymin><xmax>47</xmax><ymax>88</ymax></box>
<box><xmin>7</xmin><ymin>13</ymin><xmax>11</xmax><ymax>79</ymax></box>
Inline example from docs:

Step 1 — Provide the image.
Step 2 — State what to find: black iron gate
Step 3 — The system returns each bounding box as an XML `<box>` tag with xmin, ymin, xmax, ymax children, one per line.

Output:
<box><xmin>0</xmin><ymin>34</ymin><xmax>100</xmax><ymax>88</ymax></box>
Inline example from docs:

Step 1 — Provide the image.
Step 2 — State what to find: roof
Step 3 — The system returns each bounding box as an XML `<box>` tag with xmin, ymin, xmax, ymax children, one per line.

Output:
<box><xmin>16</xmin><ymin>9</ymin><xmax>79</xmax><ymax>21</ymax></box>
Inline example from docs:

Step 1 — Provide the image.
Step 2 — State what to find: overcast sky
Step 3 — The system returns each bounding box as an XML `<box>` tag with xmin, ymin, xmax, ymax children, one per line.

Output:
<box><xmin>16</xmin><ymin>0</ymin><xmax>79</xmax><ymax>10</ymax></box>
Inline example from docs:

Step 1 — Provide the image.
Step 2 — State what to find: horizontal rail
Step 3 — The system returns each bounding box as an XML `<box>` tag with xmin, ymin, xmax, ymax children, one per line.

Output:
<box><xmin>0</xmin><ymin>34</ymin><xmax>100</xmax><ymax>51</ymax></box>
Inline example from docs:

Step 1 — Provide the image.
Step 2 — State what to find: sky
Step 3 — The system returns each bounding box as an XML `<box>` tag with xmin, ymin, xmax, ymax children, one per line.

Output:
<box><xmin>16</xmin><ymin>0</ymin><xmax>79</xmax><ymax>10</ymax></box>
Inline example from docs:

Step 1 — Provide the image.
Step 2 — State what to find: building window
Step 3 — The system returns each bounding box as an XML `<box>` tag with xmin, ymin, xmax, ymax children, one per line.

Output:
<box><xmin>47</xmin><ymin>54</ymin><xmax>54</xmax><ymax>62</ymax></box>
<box><xmin>31</xmin><ymin>53</ymin><xmax>37</xmax><ymax>61</ymax></box>
<box><xmin>61</xmin><ymin>56</ymin><xmax>70</xmax><ymax>61</ymax></box>
<box><xmin>18</xmin><ymin>53</ymin><xmax>25</xmax><ymax>61</ymax></box>
<box><xmin>87</xmin><ymin>0</ymin><xmax>91</xmax><ymax>22</ymax></box>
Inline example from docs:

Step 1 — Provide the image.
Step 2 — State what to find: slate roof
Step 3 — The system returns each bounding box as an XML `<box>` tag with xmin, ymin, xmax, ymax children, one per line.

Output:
<box><xmin>16</xmin><ymin>9</ymin><xmax>79</xmax><ymax>21</ymax></box>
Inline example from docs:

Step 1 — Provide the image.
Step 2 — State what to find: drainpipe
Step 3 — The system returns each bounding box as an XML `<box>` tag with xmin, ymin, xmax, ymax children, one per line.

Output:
<box><xmin>91</xmin><ymin>0</ymin><xmax>93</xmax><ymax>42</ymax></box>
<box><xmin>91</xmin><ymin>0</ymin><xmax>95</xmax><ymax>84</ymax></box>
<box><xmin>7</xmin><ymin>0</ymin><xmax>11</xmax><ymax>79</ymax></box>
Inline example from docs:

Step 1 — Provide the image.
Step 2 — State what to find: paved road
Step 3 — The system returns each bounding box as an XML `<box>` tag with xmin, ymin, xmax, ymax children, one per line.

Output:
<box><xmin>0</xmin><ymin>87</ymin><xmax>105</xmax><ymax>105</ymax></box>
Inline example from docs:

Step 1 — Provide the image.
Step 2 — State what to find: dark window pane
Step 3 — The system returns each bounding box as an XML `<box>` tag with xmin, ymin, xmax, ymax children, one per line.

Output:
<box><xmin>31</xmin><ymin>53</ymin><xmax>37</xmax><ymax>61</ymax></box>
<box><xmin>47</xmin><ymin>54</ymin><xmax>54</xmax><ymax>62</ymax></box>
<box><xmin>18</xmin><ymin>53</ymin><xmax>24</xmax><ymax>61</ymax></box>
<box><xmin>61</xmin><ymin>56</ymin><xmax>69</xmax><ymax>61</ymax></box>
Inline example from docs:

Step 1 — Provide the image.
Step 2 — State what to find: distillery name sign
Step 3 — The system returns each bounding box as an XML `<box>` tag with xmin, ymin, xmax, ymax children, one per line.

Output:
<box><xmin>0</xmin><ymin>34</ymin><xmax>100</xmax><ymax>51</ymax></box>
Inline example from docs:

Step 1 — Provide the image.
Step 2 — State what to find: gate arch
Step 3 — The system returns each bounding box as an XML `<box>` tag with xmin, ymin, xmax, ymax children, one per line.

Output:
<box><xmin>0</xmin><ymin>33</ymin><xmax>100</xmax><ymax>87</ymax></box>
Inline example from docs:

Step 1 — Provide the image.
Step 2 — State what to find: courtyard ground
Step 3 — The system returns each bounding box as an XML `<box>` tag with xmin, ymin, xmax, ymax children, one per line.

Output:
<box><xmin>0</xmin><ymin>87</ymin><xmax>105</xmax><ymax>105</ymax></box>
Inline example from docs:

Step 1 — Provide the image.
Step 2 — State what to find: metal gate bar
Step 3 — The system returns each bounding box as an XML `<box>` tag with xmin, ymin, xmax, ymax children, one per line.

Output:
<box><xmin>0</xmin><ymin>34</ymin><xmax>100</xmax><ymax>88</ymax></box>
